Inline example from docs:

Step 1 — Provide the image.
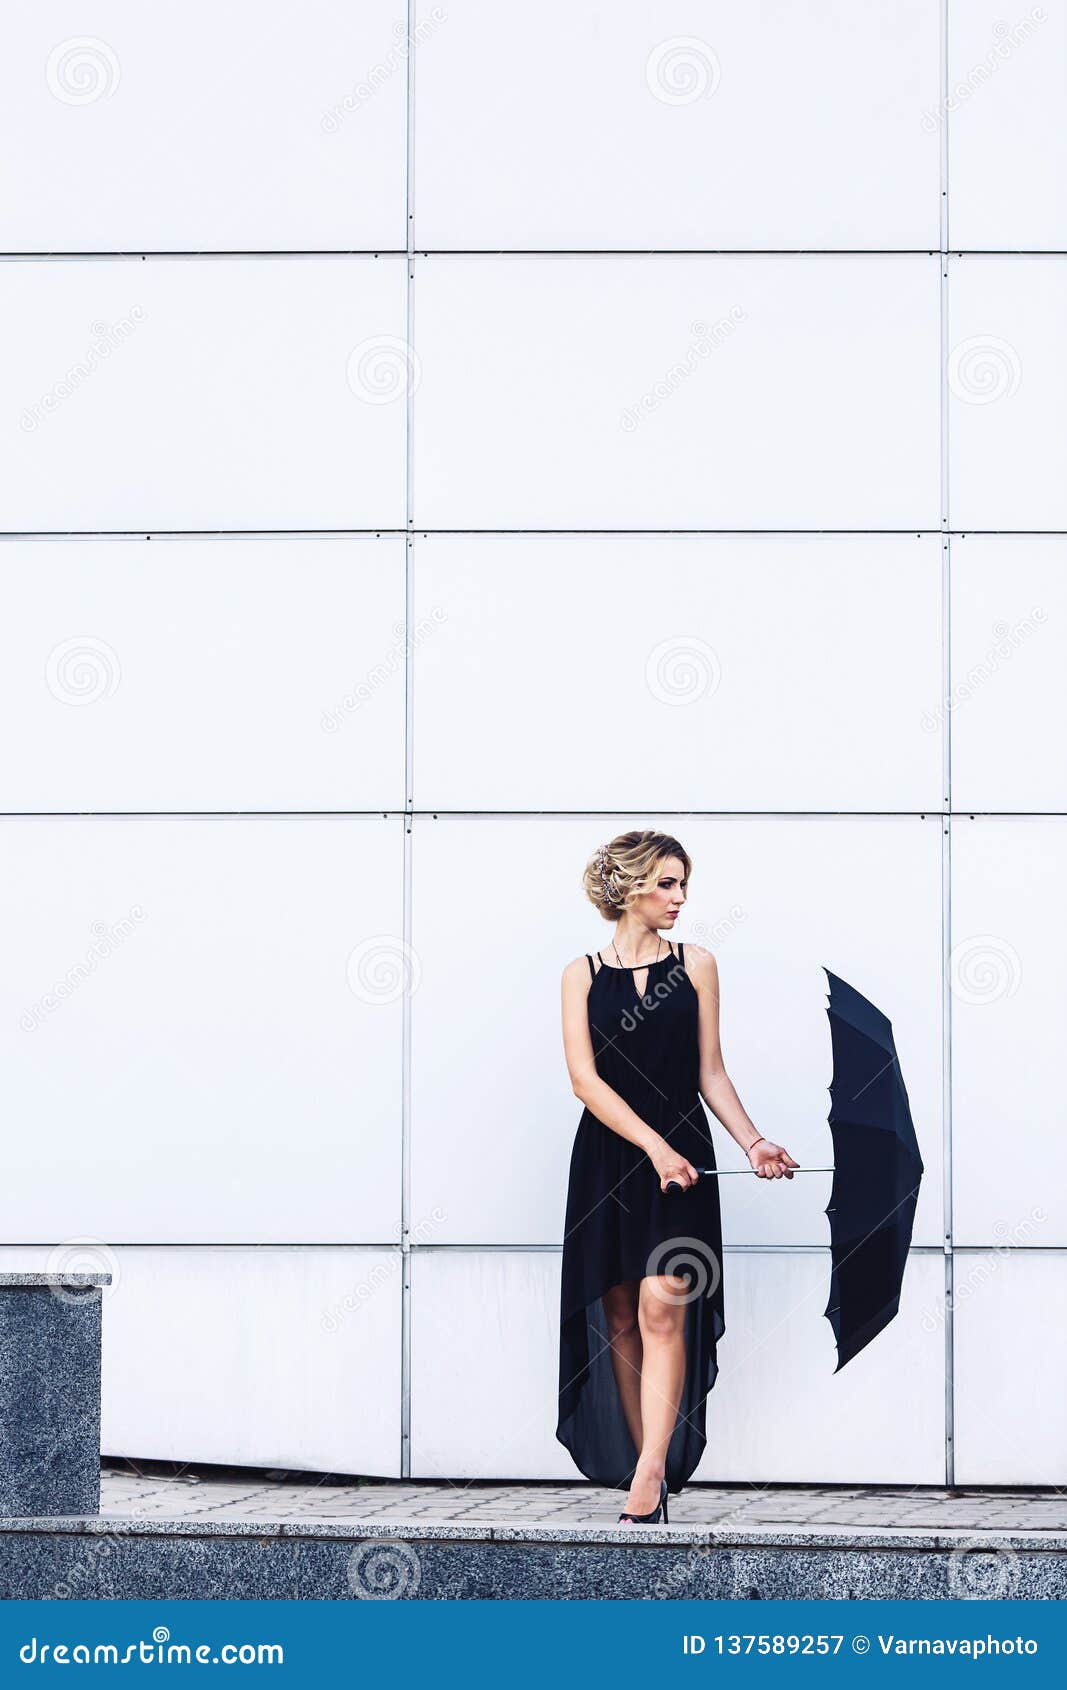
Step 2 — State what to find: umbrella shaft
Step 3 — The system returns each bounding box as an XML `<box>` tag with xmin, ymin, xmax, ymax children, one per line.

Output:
<box><xmin>687</xmin><ymin>1166</ymin><xmax>833</xmax><ymax>1175</ymax></box>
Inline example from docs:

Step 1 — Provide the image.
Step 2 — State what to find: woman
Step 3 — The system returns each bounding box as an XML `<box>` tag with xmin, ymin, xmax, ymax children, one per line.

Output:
<box><xmin>556</xmin><ymin>830</ymin><xmax>798</xmax><ymax>1525</ymax></box>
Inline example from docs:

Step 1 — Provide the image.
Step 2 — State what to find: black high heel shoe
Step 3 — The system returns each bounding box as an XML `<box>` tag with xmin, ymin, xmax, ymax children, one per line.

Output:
<box><xmin>618</xmin><ymin>1478</ymin><xmax>669</xmax><ymax>1525</ymax></box>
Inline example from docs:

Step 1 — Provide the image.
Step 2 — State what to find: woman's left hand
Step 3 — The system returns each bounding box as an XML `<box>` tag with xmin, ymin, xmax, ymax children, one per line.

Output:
<box><xmin>748</xmin><ymin>1140</ymin><xmax>799</xmax><ymax>1179</ymax></box>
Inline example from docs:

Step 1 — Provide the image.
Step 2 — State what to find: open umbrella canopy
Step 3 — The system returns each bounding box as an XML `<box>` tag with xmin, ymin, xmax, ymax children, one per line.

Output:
<box><xmin>822</xmin><ymin>967</ymin><xmax>924</xmax><ymax>1371</ymax></box>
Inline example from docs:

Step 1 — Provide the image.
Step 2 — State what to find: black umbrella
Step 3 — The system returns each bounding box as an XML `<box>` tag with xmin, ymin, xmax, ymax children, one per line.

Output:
<box><xmin>820</xmin><ymin>965</ymin><xmax>924</xmax><ymax>1369</ymax></box>
<box><xmin>665</xmin><ymin>966</ymin><xmax>923</xmax><ymax>1371</ymax></box>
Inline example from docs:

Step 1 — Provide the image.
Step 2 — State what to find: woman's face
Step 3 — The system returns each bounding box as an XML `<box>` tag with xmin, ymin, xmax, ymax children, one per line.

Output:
<box><xmin>635</xmin><ymin>855</ymin><xmax>687</xmax><ymax>930</ymax></box>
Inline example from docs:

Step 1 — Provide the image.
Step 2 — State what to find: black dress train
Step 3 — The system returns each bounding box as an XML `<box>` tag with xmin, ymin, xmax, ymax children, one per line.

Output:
<box><xmin>555</xmin><ymin>941</ymin><xmax>726</xmax><ymax>1495</ymax></box>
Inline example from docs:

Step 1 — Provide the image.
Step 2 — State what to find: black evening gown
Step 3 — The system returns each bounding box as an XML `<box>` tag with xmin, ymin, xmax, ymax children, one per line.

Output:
<box><xmin>555</xmin><ymin>940</ymin><xmax>726</xmax><ymax>1495</ymax></box>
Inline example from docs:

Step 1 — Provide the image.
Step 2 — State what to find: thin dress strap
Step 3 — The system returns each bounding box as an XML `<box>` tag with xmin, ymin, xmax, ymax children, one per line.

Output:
<box><xmin>679</xmin><ymin>941</ymin><xmax>685</xmax><ymax>965</ymax></box>
<box><xmin>586</xmin><ymin>953</ymin><xmax>595</xmax><ymax>981</ymax></box>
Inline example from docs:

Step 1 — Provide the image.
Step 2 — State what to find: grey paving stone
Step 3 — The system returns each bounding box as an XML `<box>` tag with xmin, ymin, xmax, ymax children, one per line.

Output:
<box><xmin>85</xmin><ymin>1471</ymin><xmax>1067</xmax><ymax>1539</ymax></box>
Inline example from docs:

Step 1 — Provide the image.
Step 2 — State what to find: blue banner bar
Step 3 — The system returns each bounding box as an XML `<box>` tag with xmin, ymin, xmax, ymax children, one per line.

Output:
<box><xmin>0</xmin><ymin>1599</ymin><xmax>1062</xmax><ymax>1682</ymax></box>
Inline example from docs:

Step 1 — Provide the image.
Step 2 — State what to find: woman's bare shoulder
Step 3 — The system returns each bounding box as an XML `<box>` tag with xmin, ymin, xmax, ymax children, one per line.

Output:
<box><xmin>680</xmin><ymin>941</ymin><xmax>718</xmax><ymax>978</ymax></box>
<box><xmin>562</xmin><ymin>952</ymin><xmax>593</xmax><ymax>981</ymax></box>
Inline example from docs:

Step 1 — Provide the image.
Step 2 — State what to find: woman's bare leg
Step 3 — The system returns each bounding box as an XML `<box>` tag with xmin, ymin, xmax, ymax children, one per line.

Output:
<box><xmin>620</xmin><ymin>1273</ymin><xmax>688</xmax><ymax>1519</ymax></box>
<box><xmin>601</xmin><ymin>1279</ymin><xmax>643</xmax><ymax>1455</ymax></box>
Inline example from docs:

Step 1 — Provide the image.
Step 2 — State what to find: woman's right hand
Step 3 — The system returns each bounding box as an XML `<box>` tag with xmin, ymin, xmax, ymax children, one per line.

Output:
<box><xmin>650</xmin><ymin>1141</ymin><xmax>700</xmax><ymax>1193</ymax></box>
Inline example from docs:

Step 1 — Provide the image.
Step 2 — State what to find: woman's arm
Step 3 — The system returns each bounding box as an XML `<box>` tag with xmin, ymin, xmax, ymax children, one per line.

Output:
<box><xmin>688</xmin><ymin>944</ymin><xmax>798</xmax><ymax>1180</ymax></box>
<box><xmin>561</xmin><ymin>958</ymin><xmax>700</xmax><ymax>1192</ymax></box>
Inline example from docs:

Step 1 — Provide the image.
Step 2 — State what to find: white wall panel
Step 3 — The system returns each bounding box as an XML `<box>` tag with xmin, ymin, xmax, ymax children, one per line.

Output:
<box><xmin>0</xmin><ymin>816</ymin><xmax>403</xmax><ymax>1243</ymax></box>
<box><xmin>410</xmin><ymin>1250</ymin><xmax>574</xmax><ymax>1480</ymax></box>
<box><xmin>414</xmin><ymin>533</ymin><xmax>943</xmax><ymax>812</ymax></box>
<box><xmin>953</xmin><ymin>1250</ymin><xmax>1067</xmax><ymax>1485</ymax></box>
<box><xmin>949</xmin><ymin>2</ymin><xmax>1067</xmax><ymax>252</ymax></box>
<box><xmin>0</xmin><ymin>0</ymin><xmax>407</xmax><ymax>251</ymax></box>
<box><xmin>413</xmin><ymin>257</ymin><xmax>941</xmax><ymax>529</ymax></box>
<box><xmin>948</xmin><ymin>257</ymin><xmax>1067</xmax><ymax>531</ymax></box>
<box><xmin>413</xmin><ymin>0</ymin><xmax>940</xmax><ymax>250</ymax></box>
<box><xmin>0</xmin><ymin>536</ymin><xmax>405</xmax><ymax>812</ymax></box>
<box><xmin>951</xmin><ymin>817</ymin><xmax>1067</xmax><ymax>1245</ymax></box>
<box><xmin>410</xmin><ymin>1248</ymin><xmax>944</xmax><ymax>1485</ymax></box>
<box><xmin>411</xmin><ymin>814</ymin><xmax>942</xmax><ymax>1249</ymax></box>
<box><xmin>695</xmin><ymin>1249</ymin><xmax>945</xmax><ymax>1484</ymax></box>
<box><xmin>0</xmin><ymin>1244</ymin><xmax>401</xmax><ymax>1475</ymax></box>
<box><xmin>0</xmin><ymin>257</ymin><xmax>407</xmax><ymax>530</ymax></box>
<box><xmin>950</xmin><ymin>536</ymin><xmax>1065</xmax><ymax>813</ymax></box>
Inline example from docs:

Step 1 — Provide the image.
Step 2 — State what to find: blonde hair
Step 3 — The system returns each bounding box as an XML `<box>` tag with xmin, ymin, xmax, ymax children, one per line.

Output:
<box><xmin>582</xmin><ymin>829</ymin><xmax>692</xmax><ymax>922</ymax></box>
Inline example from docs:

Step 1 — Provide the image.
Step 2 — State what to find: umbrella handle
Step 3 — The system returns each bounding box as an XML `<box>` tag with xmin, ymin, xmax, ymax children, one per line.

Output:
<box><xmin>665</xmin><ymin>1166</ymin><xmax>833</xmax><ymax>1191</ymax></box>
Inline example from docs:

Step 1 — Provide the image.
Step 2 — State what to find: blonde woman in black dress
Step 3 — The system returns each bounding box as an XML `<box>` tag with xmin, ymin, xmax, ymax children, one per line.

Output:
<box><xmin>556</xmin><ymin>830</ymin><xmax>798</xmax><ymax>1525</ymax></box>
